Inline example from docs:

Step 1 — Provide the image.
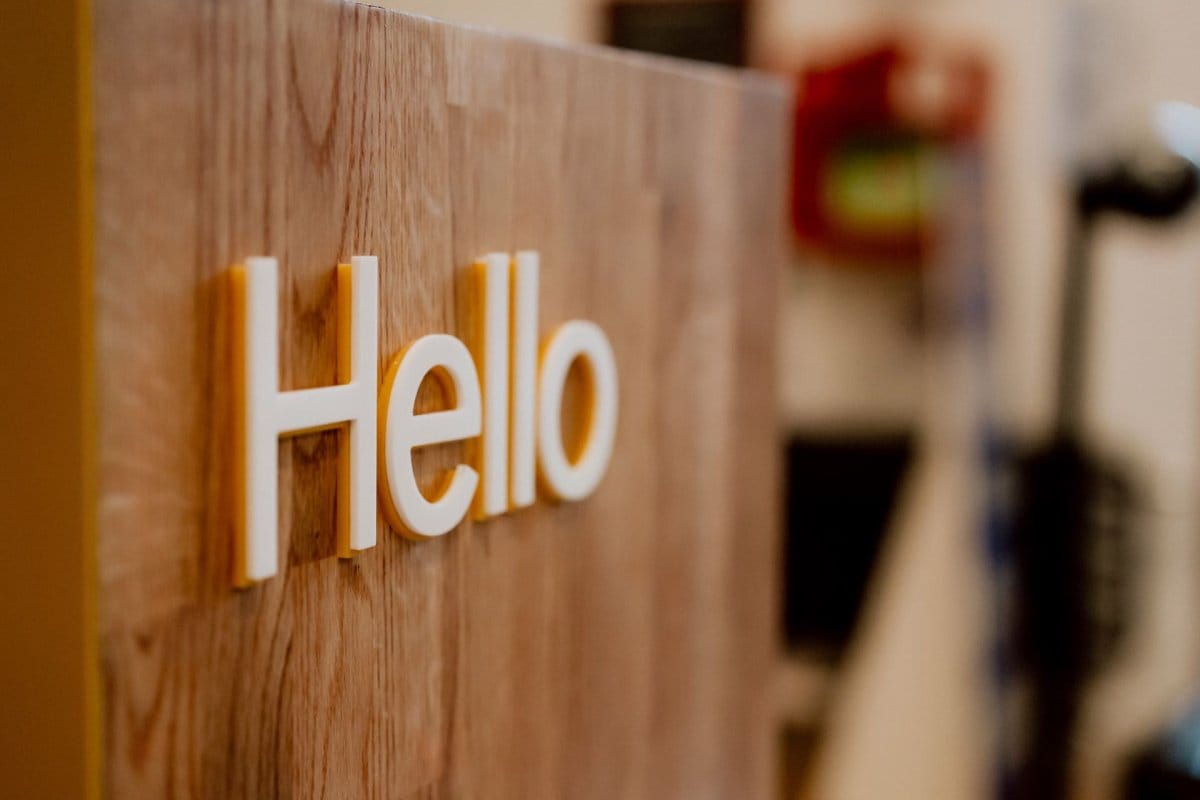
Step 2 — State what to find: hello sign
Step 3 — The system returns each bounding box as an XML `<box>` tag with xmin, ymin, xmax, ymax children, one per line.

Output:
<box><xmin>232</xmin><ymin>251</ymin><xmax>617</xmax><ymax>586</ymax></box>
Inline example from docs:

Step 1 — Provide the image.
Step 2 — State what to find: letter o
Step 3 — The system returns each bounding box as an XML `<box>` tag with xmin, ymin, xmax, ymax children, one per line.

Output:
<box><xmin>537</xmin><ymin>321</ymin><xmax>618</xmax><ymax>502</ymax></box>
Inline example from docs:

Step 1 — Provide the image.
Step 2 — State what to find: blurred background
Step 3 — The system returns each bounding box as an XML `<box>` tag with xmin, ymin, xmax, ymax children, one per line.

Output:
<box><xmin>391</xmin><ymin>1</ymin><xmax>1200</xmax><ymax>798</ymax></box>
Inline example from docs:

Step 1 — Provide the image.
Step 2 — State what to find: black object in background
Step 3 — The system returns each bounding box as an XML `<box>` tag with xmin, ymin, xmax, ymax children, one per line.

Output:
<box><xmin>607</xmin><ymin>1</ymin><xmax>746</xmax><ymax>67</ymax></box>
<box><xmin>1125</xmin><ymin>699</ymin><xmax>1200</xmax><ymax>799</ymax></box>
<box><xmin>782</xmin><ymin>434</ymin><xmax>914</xmax><ymax>657</ymax></box>
<box><xmin>1012</xmin><ymin>437</ymin><xmax>1136</xmax><ymax>800</ymax></box>
<box><xmin>1126</xmin><ymin>749</ymin><xmax>1200</xmax><ymax>799</ymax></box>
<box><xmin>1011</xmin><ymin>142</ymin><xmax>1199</xmax><ymax>800</ymax></box>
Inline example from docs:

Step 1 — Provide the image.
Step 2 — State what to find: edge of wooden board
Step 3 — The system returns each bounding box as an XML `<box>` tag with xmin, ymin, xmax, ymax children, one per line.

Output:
<box><xmin>0</xmin><ymin>0</ymin><xmax>100</xmax><ymax>796</ymax></box>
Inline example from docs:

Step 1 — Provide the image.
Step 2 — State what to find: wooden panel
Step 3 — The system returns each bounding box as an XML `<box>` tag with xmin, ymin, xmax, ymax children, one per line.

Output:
<box><xmin>91</xmin><ymin>3</ymin><xmax>789</xmax><ymax>797</ymax></box>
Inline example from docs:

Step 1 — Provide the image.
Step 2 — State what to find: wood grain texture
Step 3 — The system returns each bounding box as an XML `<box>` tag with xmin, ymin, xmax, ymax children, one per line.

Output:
<box><xmin>91</xmin><ymin>3</ymin><xmax>789</xmax><ymax>797</ymax></box>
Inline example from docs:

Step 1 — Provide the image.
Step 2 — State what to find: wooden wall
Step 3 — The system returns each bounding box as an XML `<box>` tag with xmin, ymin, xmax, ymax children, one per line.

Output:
<box><xmin>91</xmin><ymin>2</ymin><xmax>789</xmax><ymax>797</ymax></box>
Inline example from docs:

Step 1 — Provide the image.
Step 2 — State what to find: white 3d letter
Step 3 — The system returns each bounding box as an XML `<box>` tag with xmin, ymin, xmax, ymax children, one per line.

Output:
<box><xmin>235</xmin><ymin>256</ymin><xmax>378</xmax><ymax>586</ymax></box>
<box><xmin>379</xmin><ymin>334</ymin><xmax>482</xmax><ymax>538</ymax></box>
<box><xmin>509</xmin><ymin>251</ymin><xmax>539</xmax><ymax>509</ymax></box>
<box><xmin>537</xmin><ymin>320</ymin><xmax>618</xmax><ymax>502</ymax></box>
<box><xmin>476</xmin><ymin>253</ymin><xmax>510</xmax><ymax>517</ymax></box>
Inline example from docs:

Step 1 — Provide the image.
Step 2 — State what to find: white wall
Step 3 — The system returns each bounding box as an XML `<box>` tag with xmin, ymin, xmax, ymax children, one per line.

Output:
<box><xmin>379</xmin><ymin>0</ymin><xmax>596</xmax><ymax>43</ymax></box>
<box><xmin>759</xmin><ymin>1</ymin><xmax>1200</xmax><ymax>798</ymax></box>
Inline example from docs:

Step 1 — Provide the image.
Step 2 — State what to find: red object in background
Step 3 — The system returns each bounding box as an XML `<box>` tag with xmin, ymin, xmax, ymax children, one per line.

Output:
<box><xmin>791</xmin><ymin>39</ymin><xmax>988</xmax><ymax>267</ymax></box>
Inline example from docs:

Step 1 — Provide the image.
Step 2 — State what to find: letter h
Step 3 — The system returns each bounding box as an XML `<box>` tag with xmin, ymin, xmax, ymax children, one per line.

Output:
<box><xmin>233</xmin><ymin>256</ymin><xmax>378</xmax><ymax>585</ymax></box>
